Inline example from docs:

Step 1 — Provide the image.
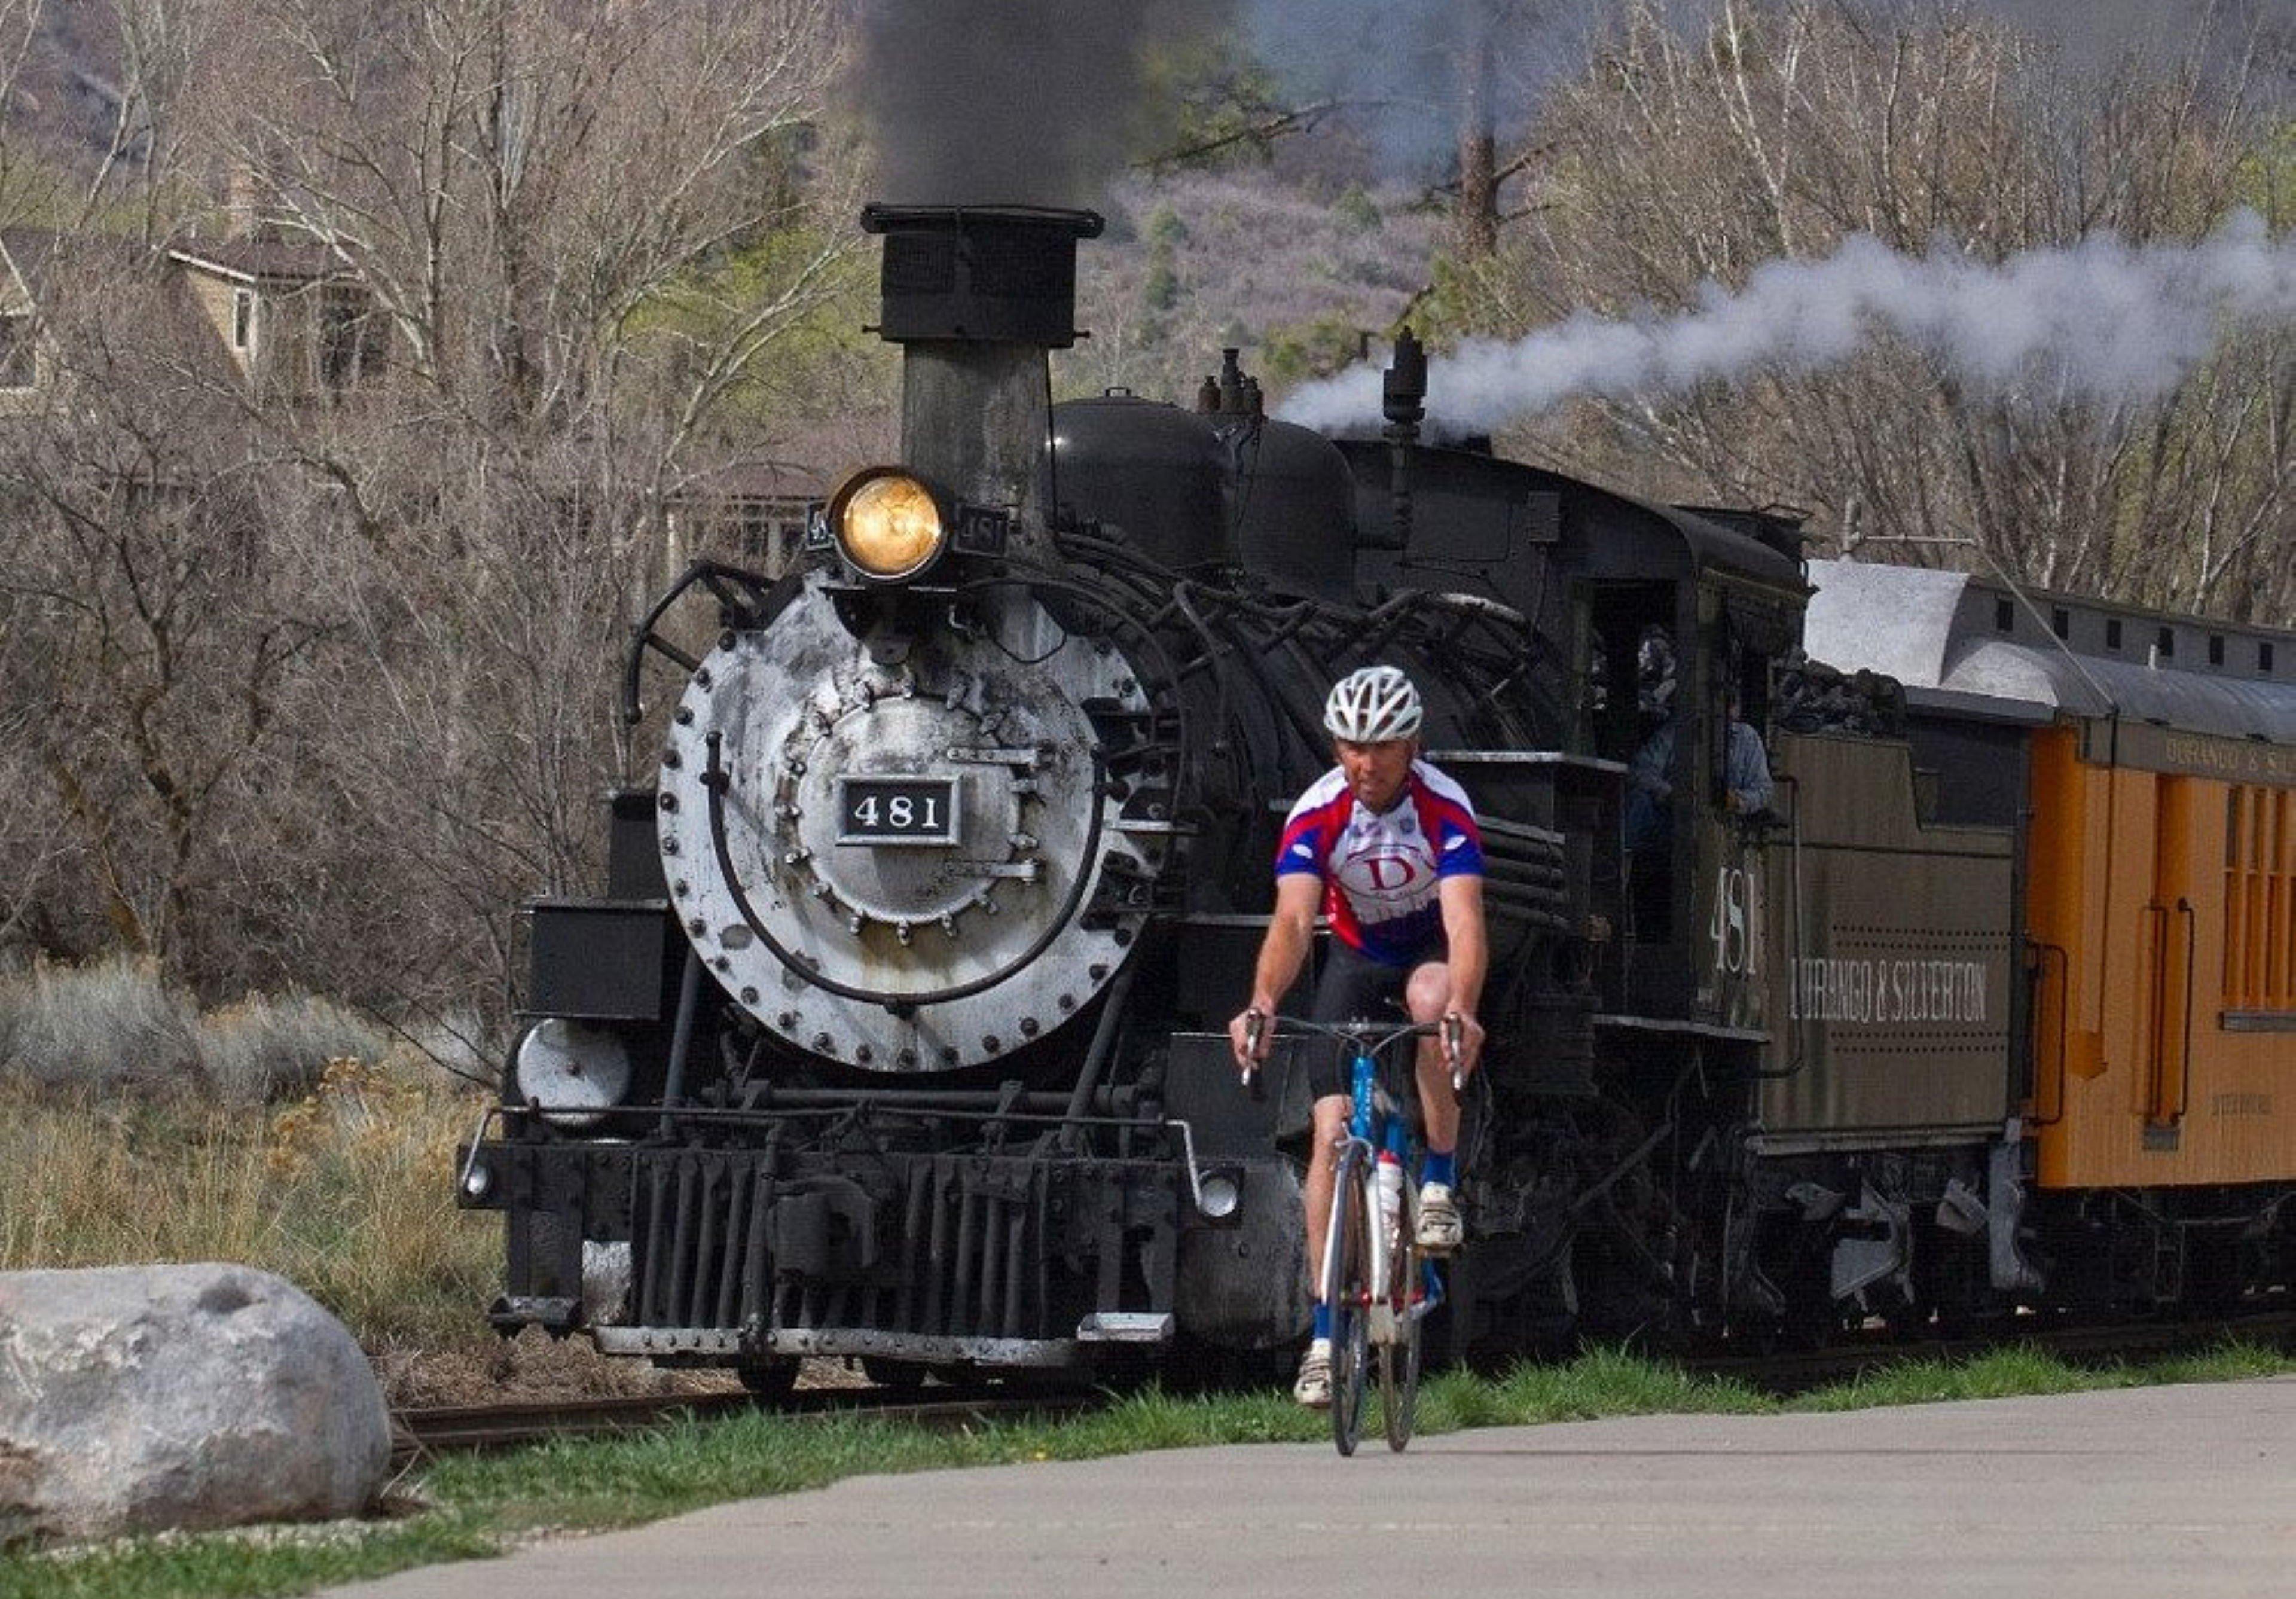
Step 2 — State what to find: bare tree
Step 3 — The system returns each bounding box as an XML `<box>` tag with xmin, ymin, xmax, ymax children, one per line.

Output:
<box><xmin>0</xmin><ymin>252</ymin><xmax>337</xmax><ymax>984</ymax></box>
<box><xmin>0</xmin><ymin>0</ymin><xmax>867</xmax><ymax>1030</ymax></box>
<box><xmin>77</xmin><ymin>0</ymin><xmax>232</xmax><ymax>242</ymax></box>
<box><xmin>1465</xmin><ymin>0</ymin><xmax>2294</xmax><ymax>622</ymax></box>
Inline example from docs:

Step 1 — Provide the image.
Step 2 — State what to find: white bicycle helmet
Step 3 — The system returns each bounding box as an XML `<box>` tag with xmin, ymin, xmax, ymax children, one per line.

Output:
<box><xmin>1323</xmin><ymin>664</ymin><xmax>1424</xmax><ymax>743</ymax></box>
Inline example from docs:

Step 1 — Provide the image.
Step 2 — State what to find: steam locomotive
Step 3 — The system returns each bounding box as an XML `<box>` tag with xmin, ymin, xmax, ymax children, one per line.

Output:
<box><xmin>456</xmin><ymin>204</ymin><xmax>2296</xmax><ymax>1389</ymax></box>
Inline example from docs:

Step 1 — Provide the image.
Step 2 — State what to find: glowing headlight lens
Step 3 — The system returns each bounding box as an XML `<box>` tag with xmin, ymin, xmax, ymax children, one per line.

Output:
<box><xmin>835</xmin><ymin>472</ymin><xmax>945</xmax><ymax>579</ymax></box>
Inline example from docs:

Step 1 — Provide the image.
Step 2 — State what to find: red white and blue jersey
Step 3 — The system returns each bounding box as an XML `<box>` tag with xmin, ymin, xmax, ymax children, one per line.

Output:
<box><xmin>1274</xmin><ymin>761</ymin><xmax>1485</xmax><ymax>968</ymax></box>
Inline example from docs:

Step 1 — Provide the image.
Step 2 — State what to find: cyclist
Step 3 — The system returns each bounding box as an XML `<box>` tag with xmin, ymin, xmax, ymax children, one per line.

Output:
<box><xmin>1228</xmin><ymin>664</ymin><xmax>1488</xmax><ymax>1408</ymax></box>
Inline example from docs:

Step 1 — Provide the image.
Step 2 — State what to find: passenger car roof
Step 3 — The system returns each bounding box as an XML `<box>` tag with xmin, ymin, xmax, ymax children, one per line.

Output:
<box><xmin>1803</xmin><ymin>559</ymin><xmax>2296</xmax><ymax>744</ymax></box>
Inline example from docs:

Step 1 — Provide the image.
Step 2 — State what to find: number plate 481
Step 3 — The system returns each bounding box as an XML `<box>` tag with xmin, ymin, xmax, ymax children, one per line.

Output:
<box><xmin>836</xmin><ymin>776</ymin><xmax>960</xmax><ymax>846</ymax></box>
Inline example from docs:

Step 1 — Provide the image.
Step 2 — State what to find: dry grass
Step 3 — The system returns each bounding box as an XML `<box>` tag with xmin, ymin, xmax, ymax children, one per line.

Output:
<box><xmin>0</xmin><ymin>957</ymin><xmax>522</xmax><ymax>1404</ymax></box>
<box><xmin>0</xmin><ymin>1058</ymin><xmax>770</xmax><ymax>1406</ymax></box>
<box><xmin>0</xmin><ymin>955</ymin><xmax>390</xmax><ymax>1104</ymax></box>
<box><xmin>0</xmin><ymin>958</ymin><xmax>754</xmax><ymax>1407</ymax></box>
<box><xmin>0</xmin><ymin>956</ymin><xmax>206</xmax><ymax>1096</ymax></box>
<box><xmin>201</xmin><ymin>991</ymin><xmax>392</xmax><ymax>1105</ymax></box>
<box><xmin>0</xmin><ymin>1059</ymin><xmax>501</xmax><ymax>1368</ymax></box>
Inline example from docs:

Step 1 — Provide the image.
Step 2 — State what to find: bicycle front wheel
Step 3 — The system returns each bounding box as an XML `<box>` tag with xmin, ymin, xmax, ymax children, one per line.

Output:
<box><xmin>1323</xmin><ymin>1145</ymin><xmax>1372</xmax><ymax>1457</ymax></box>
<box><xmin>1379</xmin><ymin>1199</ymin><xmax>1424</xmax><ymax>1452</ymax></box>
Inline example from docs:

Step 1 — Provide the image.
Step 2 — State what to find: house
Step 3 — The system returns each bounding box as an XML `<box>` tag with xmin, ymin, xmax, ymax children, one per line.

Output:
<box><xmin>661</xmin><ymin>460</ymin><xmax>822</xmax><ymax>579</ymax></box>
<box><xmin>165</xmin><ymin>237</ymin><xmax>390</xmax><ymax>399</ymax></box>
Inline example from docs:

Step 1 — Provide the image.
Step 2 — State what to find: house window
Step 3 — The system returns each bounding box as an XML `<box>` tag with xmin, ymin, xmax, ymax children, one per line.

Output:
<box><xmin>2051</xmin><ymin>606</ymin><xmax>2070</xmax><ymax>639</ymax></box>
<box><xmin>0</xmin><ymin>313</ymin><xmax>33</xmax><ymax>389</ymax></box>
<box><xmin>231</xmin><ymin>288</ymin><xmax>254</xmax><ymax>351</ymax></box>
<box><xmin>2106</xmin><ymin>618</ymin><xmax>2123</xmax><ymax>651</ymax></box>
<box><xmin>319</xmin><ymin>285</ymin><xmax>385</xmax><ymax>389</ymax></box>
<box><xmin>1994</xmin><ymin>597</ymin><xmax>2014</xmax><ymax>633</ymax></box>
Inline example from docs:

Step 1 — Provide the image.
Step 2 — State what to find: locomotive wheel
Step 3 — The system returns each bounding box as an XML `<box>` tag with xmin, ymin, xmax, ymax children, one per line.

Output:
<box><xmin>737</xmin><ymin>1357</ymin><xmax>799</xmax><ymax>1400</ymax></box>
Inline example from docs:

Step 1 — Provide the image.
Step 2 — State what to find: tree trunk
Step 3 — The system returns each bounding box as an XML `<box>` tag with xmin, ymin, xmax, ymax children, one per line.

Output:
<box><xmin>1456</xmin><ymin>8</ymin><xmax>1500</xmax><ymax>259</ymax></box>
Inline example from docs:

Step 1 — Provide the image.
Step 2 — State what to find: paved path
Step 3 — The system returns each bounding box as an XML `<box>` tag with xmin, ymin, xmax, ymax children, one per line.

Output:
<box><xmin>332</xmin><ymin>1378</ymin><xmax>2295</xmax><ymax>1599</ymax></box>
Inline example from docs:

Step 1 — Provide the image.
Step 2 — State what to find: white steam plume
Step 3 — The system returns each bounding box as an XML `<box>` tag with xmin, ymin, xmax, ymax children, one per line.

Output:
<box><xmin>1276</xmin><ymin>210</ymin><xmax>2296</xmax><ymax>437</ymax></box>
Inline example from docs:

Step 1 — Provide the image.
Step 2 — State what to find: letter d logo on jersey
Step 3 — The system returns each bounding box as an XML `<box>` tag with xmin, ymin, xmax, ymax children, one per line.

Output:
<box><xmin>1338</xmin><ymin>843</ymin><xmax>1429</xmax><ymax>923</ymax></box>
<box><xmin>1358</xmin><ymin>855</ymin><xmax>1419</xmax><ymax>891</ymax></box>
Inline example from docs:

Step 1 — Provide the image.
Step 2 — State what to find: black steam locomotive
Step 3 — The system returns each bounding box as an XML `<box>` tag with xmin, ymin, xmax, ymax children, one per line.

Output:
<box><xmin>457</xmin><ymin>205</ymin><xmax>2296</xmax><ymax>1389</ymax></box>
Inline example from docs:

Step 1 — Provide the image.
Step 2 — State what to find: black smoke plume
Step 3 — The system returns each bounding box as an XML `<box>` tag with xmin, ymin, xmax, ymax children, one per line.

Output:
<box><xmin>857</xmin><ymin>0</ymin><xmax>1237</xmax><ymax>207</ymax></box>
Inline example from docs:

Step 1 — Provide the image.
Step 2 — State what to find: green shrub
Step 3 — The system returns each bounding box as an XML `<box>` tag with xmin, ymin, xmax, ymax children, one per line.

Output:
<box><xmin>1334</xmin><ymin>185</ymin><xmax>1381</xmax><ymax>233</ymax></box>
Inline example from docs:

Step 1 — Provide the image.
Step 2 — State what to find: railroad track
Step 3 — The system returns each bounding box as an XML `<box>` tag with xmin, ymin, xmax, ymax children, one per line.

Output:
<box><xmin>1684</xmin><ymin>1306</ymin><xmax>2296</xmax><ymax>1393</ymax></box>
<box><xmin>391</xmin><ymin>1380</ymin><xmax>1091</xmax><ymax>1467</ymax></box>
<box><xmin>394</xmin><ymin>1307</ymin><xmax>2295</xmax><ymax>1468</ymax></box>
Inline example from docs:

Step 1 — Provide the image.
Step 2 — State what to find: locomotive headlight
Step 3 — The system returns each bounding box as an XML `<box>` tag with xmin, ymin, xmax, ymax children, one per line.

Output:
<box><xmin>832</xmin><ymin>468</ymin><xmax>946</xmax><ymax>581</ymax></box>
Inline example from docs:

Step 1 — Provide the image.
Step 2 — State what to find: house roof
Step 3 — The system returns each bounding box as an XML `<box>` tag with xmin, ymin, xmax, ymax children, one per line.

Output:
<box><xmin>166</xmin><ymin>237</ymin><xmax>350</xmax><ymax>284</ymax></box>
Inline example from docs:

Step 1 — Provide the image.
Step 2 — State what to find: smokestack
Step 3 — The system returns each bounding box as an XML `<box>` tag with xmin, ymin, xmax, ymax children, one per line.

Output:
<box><xmin>859</xmin><ymin>204</ymin><xmax>1104</xmax><ymax>565</ymax></box>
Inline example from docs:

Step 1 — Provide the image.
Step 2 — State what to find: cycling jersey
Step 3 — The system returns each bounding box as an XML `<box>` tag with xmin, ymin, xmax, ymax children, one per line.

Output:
<box><xmin>1274</xmin><ymin>761</ymin><xmax>1485</xmax><ymax>967</ymax></box>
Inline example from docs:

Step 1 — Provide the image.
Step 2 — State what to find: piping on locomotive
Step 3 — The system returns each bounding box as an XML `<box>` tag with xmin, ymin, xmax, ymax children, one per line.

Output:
<box><xmin>457</xmin><ymin>204</ymin><xmax>2296</xmax><ymax>1389</ymax></box>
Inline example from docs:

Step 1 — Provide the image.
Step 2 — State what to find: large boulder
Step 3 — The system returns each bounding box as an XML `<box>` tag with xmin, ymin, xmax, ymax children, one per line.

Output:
<box><xmin>0</xmin><ymin>1263</ymin><xmax>390</xmax><ymax>1542</ymax></box>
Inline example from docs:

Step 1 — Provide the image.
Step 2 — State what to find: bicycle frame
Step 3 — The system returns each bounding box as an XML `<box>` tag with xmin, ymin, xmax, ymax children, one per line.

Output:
<box><xmin>1334</xmin><ymin>1039</ymin><xmax>1442</xmax><ymax>1342</ymax></box>
<box><xmin>1334</xmin><ymin>1046</ymin><xmax>1407</xmax><ymax>1338</ymax></box>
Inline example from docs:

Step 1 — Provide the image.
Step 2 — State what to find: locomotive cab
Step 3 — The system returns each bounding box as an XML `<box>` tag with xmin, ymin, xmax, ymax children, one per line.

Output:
<box><xmin>1553</xmin><ymin>494</ymin><xmax>1805</xmax><ymax>1025</ymax></box>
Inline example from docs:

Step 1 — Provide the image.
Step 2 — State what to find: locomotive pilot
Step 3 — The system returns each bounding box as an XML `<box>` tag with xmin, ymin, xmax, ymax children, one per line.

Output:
<box><xmin>1228</xmin><ymin>664</ymin><xmax>1488</xmax><ymax>1409</ymax></box>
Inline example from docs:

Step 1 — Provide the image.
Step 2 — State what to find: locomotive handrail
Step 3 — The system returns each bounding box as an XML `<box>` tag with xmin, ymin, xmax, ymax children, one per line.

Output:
<box><xmin>958</xmin><ymin>568</ymin><xmax>1197</xmax><ymax>810</ymax></box>
<box><xmin>1754</xmin><ymin>771</ymin><xmax>1809</xmax><ymax>1082</ymax></box>
<box><xmin>483</xmin><ymin>1096</ymin><xmax>1167</xmax><ymax>1131</ymax></box>
<box><xmin>2174</xmin><ymin>898</ymin><xmax>2197</xmax><ymax>1125</ymax></box>
<box><xmin>2025</xmin><ymin>938</ymin><xmax>2071</xmax><ymax>1127</ymax></box>
<box><xmin>619</xmin><ymin>560</ymin><xmax>794</xmax><ymax>730</ymax></box>
<box><xmin>2142</xmin><ymin>901</ymin><xmax>2170</xmax><ymax>1124</ymax></box>
<box><xmin>460</xmin><ymin>1098</ymin><xmax>1229</xmax><ymax>1215</ymax></box>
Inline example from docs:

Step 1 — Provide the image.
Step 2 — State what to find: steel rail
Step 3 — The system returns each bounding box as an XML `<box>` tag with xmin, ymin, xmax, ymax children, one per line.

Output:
<box><xmin>392</xmin><ymin>1383</ymin><xmax>1094</xmax><ymax>1469</ymax></box>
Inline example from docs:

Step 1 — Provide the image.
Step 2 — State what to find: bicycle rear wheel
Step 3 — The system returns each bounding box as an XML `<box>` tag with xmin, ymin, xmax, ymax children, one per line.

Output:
<box><xmin>1380</xmin><ymin>1200</ymin><xmax>1424</xmax><ymax>1452</ymax></box>
<box><xmin>1323</xmin><ymin>1145</ymin><xmax>1372</xmax><ymax>1456</ymax></box>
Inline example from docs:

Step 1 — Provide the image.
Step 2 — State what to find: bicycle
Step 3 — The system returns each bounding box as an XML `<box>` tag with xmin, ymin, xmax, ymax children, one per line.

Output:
<box><xmin>1242</xmin><ymin>1011</ymin><xmax>1462</xmax><ymax>1455</ymax></box>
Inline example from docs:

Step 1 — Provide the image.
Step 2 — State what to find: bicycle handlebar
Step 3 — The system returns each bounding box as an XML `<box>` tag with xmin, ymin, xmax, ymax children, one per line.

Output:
<box><xmin>1238</xmin><ymin>1012</ymin><xmax>1465</xmax><ymax>1088</ymax></box>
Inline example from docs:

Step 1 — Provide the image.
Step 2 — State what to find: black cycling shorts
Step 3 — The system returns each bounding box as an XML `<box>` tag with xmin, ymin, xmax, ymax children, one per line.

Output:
<box><xmin>1302</xmin><ymin>940</ymin><xmax>1443</xmax><ymax>1101</ymax></box>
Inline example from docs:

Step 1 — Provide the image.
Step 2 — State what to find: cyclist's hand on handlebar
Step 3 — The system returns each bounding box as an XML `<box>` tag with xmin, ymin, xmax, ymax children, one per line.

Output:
<box><xmin>1228</xmin><ymin>1007</ymin><xmax>1271</xmax><ymax>1081</ymax></box>
<box><xmin>1442</xmin><ymin>1011</ymin><xmax>1486</xmax><ymax>1090</ymax></box>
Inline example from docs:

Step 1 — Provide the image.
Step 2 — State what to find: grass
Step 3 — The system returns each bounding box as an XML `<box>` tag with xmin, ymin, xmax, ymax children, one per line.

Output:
<box><xmin>0</xmin><ymin>1058</ymin><xmax>500</xmax><ymax>1361</ymax></box>
<box><xmin>5</xmin><ymin>1340</ymin><xmax>2289</xmax><ymax>1599</ymax></box>
<box><xmin>0</xmin><ymin>957</ymin><xmax>390</xmax><ymax>1106</ymax></box>
<box><xmin>1</xmin><ymin>956</ymin><xmax>500</xmax><ymax>1363</ymax></box>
